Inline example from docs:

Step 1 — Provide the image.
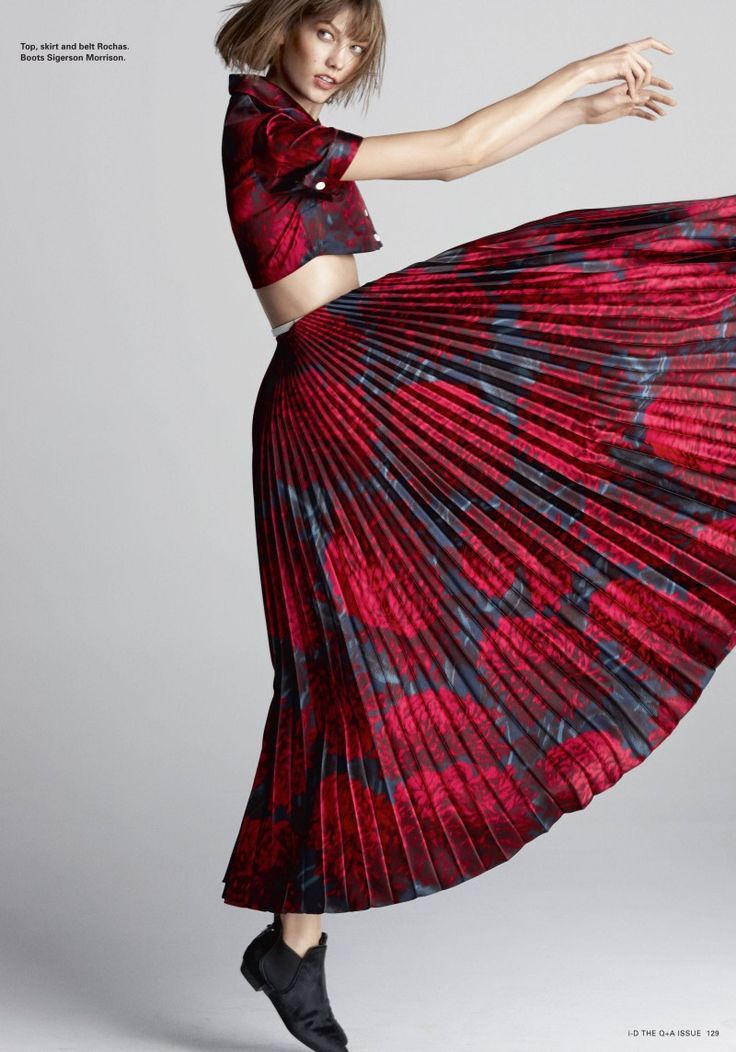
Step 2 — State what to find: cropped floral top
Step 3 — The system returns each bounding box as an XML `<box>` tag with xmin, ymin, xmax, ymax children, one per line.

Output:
<box><xmin>222</xmin><ymin>74</ymin><xmax>383</xmax><ymax>289</ymax></box>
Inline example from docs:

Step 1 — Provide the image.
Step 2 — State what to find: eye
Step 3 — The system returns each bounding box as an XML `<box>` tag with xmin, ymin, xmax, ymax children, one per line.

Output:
<box><xmin>350</xmin><ymin>44</ymin><xmax>365</xmax><ymax>55</ymax></box>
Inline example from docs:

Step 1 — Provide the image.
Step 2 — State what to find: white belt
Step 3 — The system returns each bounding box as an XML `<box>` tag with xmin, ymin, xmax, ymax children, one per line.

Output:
<box><xmin>271</xmin><ymin>318</ymin><xmax>298</xmax><ymax>337</ymax></box>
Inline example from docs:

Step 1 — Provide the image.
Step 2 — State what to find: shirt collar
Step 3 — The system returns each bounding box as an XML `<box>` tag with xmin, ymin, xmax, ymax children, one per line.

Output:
<box><xmin>228</xmin><ymin>74</ymin><xmax>319</xmax><ymax>125</ymax></box>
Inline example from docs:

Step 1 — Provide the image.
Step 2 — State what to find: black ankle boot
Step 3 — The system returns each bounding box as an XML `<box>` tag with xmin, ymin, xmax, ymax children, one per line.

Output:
<box><xmin>240</xmin><ymin>914</ymin><xmax>349</xmax><ymax>1052</ymax></box>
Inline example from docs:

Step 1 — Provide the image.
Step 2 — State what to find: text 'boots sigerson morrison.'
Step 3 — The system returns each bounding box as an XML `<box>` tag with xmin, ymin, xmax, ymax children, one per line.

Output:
<box><xmin>240</xmin><ymin>913</ymin><xmax>350</xmax><ymax>1052</ymax></box>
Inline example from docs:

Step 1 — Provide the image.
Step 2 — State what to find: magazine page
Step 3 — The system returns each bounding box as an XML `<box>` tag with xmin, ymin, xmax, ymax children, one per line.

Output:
<box><xmin>2</xmin><ymin>2</ymin><xmax>735</xmax><ymax>1051</ymax></box>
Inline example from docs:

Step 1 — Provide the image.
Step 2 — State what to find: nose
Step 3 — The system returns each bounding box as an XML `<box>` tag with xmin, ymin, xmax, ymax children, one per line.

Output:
<box><xmin>326</xmin><ymin>45</ymin><xmax>348</xmax><ymax>70</ymax></box>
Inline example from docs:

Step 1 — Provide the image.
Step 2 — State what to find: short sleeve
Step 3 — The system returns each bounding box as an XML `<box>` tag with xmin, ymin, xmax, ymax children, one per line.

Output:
<box><xmin>253</xmin><ymin>111</ymin><xmax>363</xmax><ymax>194</ymax></box>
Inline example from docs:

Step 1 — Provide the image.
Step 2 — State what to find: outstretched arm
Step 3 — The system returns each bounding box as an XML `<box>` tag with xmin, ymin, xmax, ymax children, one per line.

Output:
<box><xmin>391</xmin><ymin>98</ymin><xmax>587</xmax><ymax>182</ymax></box>
<box><xmin>342</xmin><ymin>37</ymin><xmax>675</xmax><ymax>183</ymax></box>
<box><xmin>394</xmin><ymin>78</ymin><xmax>674</xmax><ymax>182</ymax></box>
<box><xmin>342</xmin><ymin>61</ymin><xmax>586</xmax><ymax>181</ymax></box>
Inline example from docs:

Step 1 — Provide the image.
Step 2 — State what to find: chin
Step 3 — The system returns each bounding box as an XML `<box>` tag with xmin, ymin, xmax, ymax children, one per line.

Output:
<box><xmin>295</xmin><ymin>79</ymin><xmax>319</xmax><ymax>100</ymax></box>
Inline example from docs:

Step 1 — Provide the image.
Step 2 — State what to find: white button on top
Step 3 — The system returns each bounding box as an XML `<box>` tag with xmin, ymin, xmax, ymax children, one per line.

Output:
<box><xmin>315</xmin><ymin>180</ymin><xmax>326</xmax><ymax>190</ymax></box>
<box><xmin>374</xmin><ymin>233</ymin><xmax>381</xmax><ymax>241</ymax></box>
<box><xmin>364</xmin><ymin>208</ymin><xmax>368</xmax><ymax>216</ymax></box>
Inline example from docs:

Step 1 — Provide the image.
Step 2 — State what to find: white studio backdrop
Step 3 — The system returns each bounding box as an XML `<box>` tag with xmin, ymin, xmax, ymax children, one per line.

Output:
<box><xmin>1</xmin><ymin>2</ymin><xmax>734</xmax><ymax>1050</ymax></box>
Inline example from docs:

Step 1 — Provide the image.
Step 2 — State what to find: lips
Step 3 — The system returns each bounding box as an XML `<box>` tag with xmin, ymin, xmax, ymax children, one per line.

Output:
<box><xmin>315</xmin><ymin>74</ymin><xmax>337</xmax><ymax>88</ymax></box>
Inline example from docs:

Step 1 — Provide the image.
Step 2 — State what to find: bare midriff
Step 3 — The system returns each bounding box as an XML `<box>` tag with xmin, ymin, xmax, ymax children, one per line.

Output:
<box><xmin>256</xmin><ymin>254</ymin><xmax>362</xmax><ymax>329</ymax></box>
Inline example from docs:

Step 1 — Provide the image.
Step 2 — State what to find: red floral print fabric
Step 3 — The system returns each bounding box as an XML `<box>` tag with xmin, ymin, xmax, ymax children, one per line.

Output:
<box><xmin>222</xmin><ymin>74</ymin><xmax>382</xmax><ymax>288</ymax></box>
<box><xmin>220</xmin><ymin>180</ymin><xmax>736</xmax><ymax>913</ymax></box>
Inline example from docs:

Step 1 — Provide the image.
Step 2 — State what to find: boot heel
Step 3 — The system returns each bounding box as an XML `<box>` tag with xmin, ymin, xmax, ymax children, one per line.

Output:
<box><xmin>240</xmin><ymin>918</ymin><xmax>279</xmax><ymax>992</ymax></box>
<box><xmin>240</xmin><ymin>954</ymin><xmax>265</xmax><ymax>991</ymax></box>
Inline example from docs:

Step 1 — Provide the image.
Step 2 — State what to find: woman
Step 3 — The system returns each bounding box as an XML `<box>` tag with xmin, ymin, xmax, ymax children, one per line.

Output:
<box><xmin>215</xmin><ymin>2</ymin><xmax>736</xmax><ymax>1050</ymax></box>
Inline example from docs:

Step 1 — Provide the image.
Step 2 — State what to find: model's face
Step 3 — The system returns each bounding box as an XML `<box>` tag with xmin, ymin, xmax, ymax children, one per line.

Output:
<box><xmin>270</xmin><ymin>8</ymin><xmax>369</xmax><ymax>118</ymax></box>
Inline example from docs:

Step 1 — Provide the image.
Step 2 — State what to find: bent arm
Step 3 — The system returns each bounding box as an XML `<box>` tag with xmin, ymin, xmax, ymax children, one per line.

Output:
<box><xmin>341</xmin><ymin>60</ymin><xmax>587</xmax><ymax>182</ymax></box>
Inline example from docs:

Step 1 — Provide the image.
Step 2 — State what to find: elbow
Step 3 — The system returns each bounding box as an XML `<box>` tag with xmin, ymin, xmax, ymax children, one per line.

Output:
<box><xmin>434</xmin><ymin>125</ymin><xmax>482</xmax><ymax>180</ymax></box>
<box><xmin>451</xmin><ymin>122</ymin><xmax>481</xmax><ymax>169</ymax></box>
<box><xmin>434</xmin><ymin>127</ymin><xmax>476</xmax><ymax>181</ymax></box>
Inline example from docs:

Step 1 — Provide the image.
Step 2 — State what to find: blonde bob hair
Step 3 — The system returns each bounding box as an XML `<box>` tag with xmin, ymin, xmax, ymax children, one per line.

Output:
<box><xmin>214</xmin><ymin>0</ymin><xmax>386</xmax><ymax>112</ymax></box>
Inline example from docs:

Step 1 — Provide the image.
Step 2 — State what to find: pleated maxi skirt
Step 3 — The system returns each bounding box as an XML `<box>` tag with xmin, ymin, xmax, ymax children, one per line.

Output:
<box><xmin>222</xmin><ymin>191</ymin><xmax>736</xmax><ymax>914</ymax></box>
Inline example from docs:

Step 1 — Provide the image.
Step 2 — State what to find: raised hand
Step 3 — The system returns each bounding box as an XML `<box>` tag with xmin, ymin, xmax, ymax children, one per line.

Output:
<box><xmin>581</xmin><ymin>80</ymin><xmax>678</xmax><ymax>125</ymax></box>
<box><xmin>576</xmin><ymin>37</ymin><xmax>674</xmax><ymax>100</ymax></box>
